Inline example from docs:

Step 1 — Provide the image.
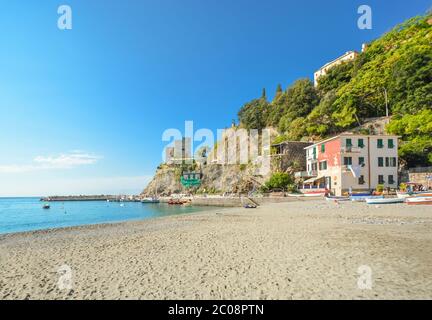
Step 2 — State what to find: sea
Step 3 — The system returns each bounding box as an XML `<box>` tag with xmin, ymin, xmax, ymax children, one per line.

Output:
<box><xmin>0</xmin><ymin>197</ymin><xmax>214</xmax><ymax>235</ymax></box>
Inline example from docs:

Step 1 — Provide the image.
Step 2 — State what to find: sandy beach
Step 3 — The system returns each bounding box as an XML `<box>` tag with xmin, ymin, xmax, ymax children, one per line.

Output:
<box><xmin>0</xmin><ymin>200</ymin><xmax>431</xmax><ymax>300</ymax></box>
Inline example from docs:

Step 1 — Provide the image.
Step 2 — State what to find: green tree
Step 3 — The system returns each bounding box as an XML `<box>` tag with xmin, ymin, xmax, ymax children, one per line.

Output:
<box><xmin>238</xmin><ymin>97</ymin><xmax>269</xmax><ymax>130</ymax></box>
<box><xmin>264</xmin><ymin>172</ymin><xmax>294</xmax><ymax>190</ymax></box>
<box><xmin>386</xmin><ymin>109</ymin><xmax>432</xmax><ymax>166</ymax></box>
<box><xmin>306</xmin><ymin>90</ymin><xmax>337</xmax><ymax>137</ymax></box>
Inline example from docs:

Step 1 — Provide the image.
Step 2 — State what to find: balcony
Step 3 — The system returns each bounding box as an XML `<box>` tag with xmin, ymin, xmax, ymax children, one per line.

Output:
<box><xmin>341</xmin><ymin>146</ymin><xmax>362</xmax><ymax>153</ymax></box>
<box><xmin>307</xmin><ymin>155</ymin><xmax>318</xmax><ymax>162</ymax></box>
<box><xmin>306</xmin><ymin>170</ymin><xmax>318</xmax><ymax>177</ymax></box>
<box><xmin>294</xmin><ymin>171</ymin><xmax>310</xmax><ymax>178</ymax></box>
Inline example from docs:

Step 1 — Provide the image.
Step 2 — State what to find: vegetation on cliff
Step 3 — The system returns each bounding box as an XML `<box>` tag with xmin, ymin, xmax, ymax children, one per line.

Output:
<box><xmin>237</xmin><ymin>13</ymin><xmax>432</xmax><ymax>166</ymax></box>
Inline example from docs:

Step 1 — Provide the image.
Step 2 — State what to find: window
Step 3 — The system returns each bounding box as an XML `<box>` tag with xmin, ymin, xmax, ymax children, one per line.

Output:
<box><xmin>319</xmin><ymin>161</ymin><xmax>327</xmax><ymax>170</ymax></box>
<box><xmin>388</xmin><ymin>175</ymin><xmax>395</xmax><ymax>184</ymax></box>
<box><xmin>388</xmin><ymin>139</ymin><xmax>394</xmax><ymax>149</ymax></box>
<box><xmin>391</xmin><ymin>157</ymin><xmax>397</xmax><ymax>167</ymax></box>
<box><xmin>359</xmin><ymin>157</ymin><xmax>365</xmax><ymax>166</ymax></box>
<box><xmin>359</xmin><ymin>175</ymin><xmax>365</xmax><ymax>185</ymax></box>
<box><xmin>321</xmin><ymin>144</ymin><xmax>325</xmax><ymax>153</ymax></box>
<box><xmin>346</xmin><ymin>138</ymin><xmax>352</xmax><ymax>147</ymax></box>
<box><xmin>378</xmin><ymin>157</ymin><xmax>384</xmax><ymax>167</ymax></box>
<box><xmin>312</xmin><ymin>163</ymin><xmax>317</xmax><ymax>171</ymax></box>
<box><xmin>312</xmin><ymin>147</ymin><xmax>317</xmax><ymax>159</ymax></box>
<box><xmin>385</xmin><ymin>157</ymin><xmax>389</xmax><ymax>167</ymax></box>
<box><xmin>344</xmin><ymin>157</ymin><xmax>352</xmax><ymax>166</ymax></box>
<box><xmin>377</xmin><ymin>139</ymin><xmax>384</xmax><ymax>148</ymax></box>
<box><xmin>378</xmin><ymin>175</ymin><xmax>385</xmax><ymax>184</ymax></box>
<box><xmin>358</xmin><ymin>138</ymin><xmax>365</xmax><ymax>148</ymax></box>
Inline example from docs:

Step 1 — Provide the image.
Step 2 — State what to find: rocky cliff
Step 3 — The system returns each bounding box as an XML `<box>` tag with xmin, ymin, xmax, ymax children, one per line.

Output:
<box><xmin>142</xmin><ymin>162</ymin><xmax>270</xmax><ymax>196</ymax></box>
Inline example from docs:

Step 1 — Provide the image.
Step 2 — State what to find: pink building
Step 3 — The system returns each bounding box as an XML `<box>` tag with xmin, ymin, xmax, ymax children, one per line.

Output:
<box><xmin>303</xmin><ymin>134</ymin><xmax>399</xmax><ymax>196</ymax></box>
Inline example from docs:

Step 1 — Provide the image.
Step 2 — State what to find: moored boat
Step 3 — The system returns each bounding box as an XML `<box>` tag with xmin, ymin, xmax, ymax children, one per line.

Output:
<box><xmin>168</xmin><ymin>199</ymin><xmax>188</xmax><ymax>205</ymax></box>
<box><xmin>365</xmin><ymin>197</ymin><xmax>404</xmax><ymax>204</ymax></box>
<box><xmin>141</xmin><ymin>197</ymin><xmax>160</xmax><ymax>204</ymax></box>
<box><xmin>405</xmin><ymin>197</ymin><xmax>432</xmax><ymax>205</ymax></box>
<box><xmin>42</xmin><ymin>204</ymin><xmax>50</xmax><ymax>209</ymax></box>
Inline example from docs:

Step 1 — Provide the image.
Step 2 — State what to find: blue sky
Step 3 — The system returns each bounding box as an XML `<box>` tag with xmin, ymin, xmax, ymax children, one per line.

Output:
<box><xmin>0</xmin><ymin>0</ymin><xmax>430</xmax><ymax>196</ymax></box>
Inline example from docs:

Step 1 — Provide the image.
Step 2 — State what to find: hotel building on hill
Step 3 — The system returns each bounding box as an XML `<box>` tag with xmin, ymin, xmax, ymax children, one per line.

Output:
<box><xmin>301</xmin><ymin>134</ymin><xmax>399</xmax><ymax>196</ymax></box>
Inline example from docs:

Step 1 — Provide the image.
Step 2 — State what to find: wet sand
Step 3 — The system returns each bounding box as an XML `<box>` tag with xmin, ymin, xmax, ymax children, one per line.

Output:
<box><xmin>0</xmin><ymin>200</ymin><xmax>431</xmax><ymax>300</ymax></box>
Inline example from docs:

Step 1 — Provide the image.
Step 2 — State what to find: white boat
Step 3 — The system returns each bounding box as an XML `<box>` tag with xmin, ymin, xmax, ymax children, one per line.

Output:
<box><xmin>350</xmin><ymin>195</ymin><xmax>383</xmax><ymax>202</ymax></box>
<box><xmin>141</xmin><ymin>197</ymin><xmax>160</xmax><ymax>204</ymax></box>
<box><xmin>302</xmin><ymin>190</ymin><xmax>327</xmax><ymax>197</ymax></box>
<box><xmin>405</xmin><ymin>197</ymin><xmax>432</xmax><ymax>205</ymax></box>
<box><xmin>325</xmin><ymin>196</ymin><xmax>350</xmax><ymax>202</ymax></box>
<box><xmin>397</xmin><ymin>191</ymin><xmax>432</xmax><ymax>199</ymax></box>
<box><xmin>366</xmin><ymin>197</ymin><xmax>404</xmax><ymax>204</ymax></box>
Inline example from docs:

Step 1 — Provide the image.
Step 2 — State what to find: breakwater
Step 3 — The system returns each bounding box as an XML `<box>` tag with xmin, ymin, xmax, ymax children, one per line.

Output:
<box><xmin>40</xmin><ymin>195</ymin><xmax>140</xmax><ymax>202</ymax></box>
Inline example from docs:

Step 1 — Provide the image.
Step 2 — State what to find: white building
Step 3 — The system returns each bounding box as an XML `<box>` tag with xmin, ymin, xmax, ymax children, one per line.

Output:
<box><xmin>314</xmin><ymin>51</ymin><xmax>359</xmax><ymax>87</ymax></box>
<box><xmin>165</xmin><ymin>137</ymin><xmax>192</xmax><ymax>164</ymax></box>
<box><xmin>303</xmin><ymin>134</ymin><xmax>399</xmax><ymax>196</ymax></box>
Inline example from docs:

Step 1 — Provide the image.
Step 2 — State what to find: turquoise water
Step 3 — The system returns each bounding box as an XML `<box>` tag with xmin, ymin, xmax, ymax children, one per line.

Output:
<box><xmin>0</xmin><ymin>198</ymin><xmax>214</xmax><ymax>235</ymax></box>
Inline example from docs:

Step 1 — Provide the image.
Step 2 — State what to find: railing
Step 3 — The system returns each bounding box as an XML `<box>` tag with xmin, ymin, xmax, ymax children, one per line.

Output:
<box><xmin>294</xmin><ymin>171</ymin><xmax>310</xmax><ymax>178</ymax></box>
<box><xmin>341</xmin><ymin>146</ymin><xmax>362</xmax><ymax>153</ymax></box>
<box><xmin>307</xmin><ymin>170</ymin><xmax>318</xmax><ymax>177</ymax></box>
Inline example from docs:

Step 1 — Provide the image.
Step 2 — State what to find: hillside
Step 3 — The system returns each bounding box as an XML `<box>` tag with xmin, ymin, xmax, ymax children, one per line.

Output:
<box><xmin>238</xmin><ymin>13</ymin><xmax>432</xmax><ymax>167</ymax></box>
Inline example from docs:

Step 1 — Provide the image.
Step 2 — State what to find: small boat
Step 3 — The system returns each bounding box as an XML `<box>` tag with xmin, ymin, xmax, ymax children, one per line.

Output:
<box><xmin>302</xmin><ymin>190</ymin><xmax>328</xmax><ymax>197</ymax></box>
<box><xmin>286</xmin><ymin>193</ymin><xmax>305</xmax><ymax>197</ymax></box>
<box><xmin>168</xmin><ymin>199</ymin><xmax>187</xmax><ymax>205</ymax></box>
<box><xmin>365</xmin><ymin>197</ymin><xmax>404</xmax><ymax>204</ymax></box>
<box><xmin>325</xmin><ymin>195</ymin><xmax>350</xmax><ymax>202</ymax></box>
<box><xmin>350</xmin><ymin>195</ymin><xmax>383</xmax><ymax>202</ymax></box>
<box><xmin>397</xmin><ymin>191</ymin><xmax>432</xmax><ymax>199</ymax></box>
<box><xmin>244</xmin><ymin>204</ymin><xmax>257</xmax><ymax>209</ymax></box>
<box><xmin>141</xmin><ymin>197</ymin><xmax>160</xmax><ymax>204</ymax></box>
<box><xmin>42</xmin><ymin>204</ymin><xmax>50</xmax><ymax>209</ymax></box>
<box><xmin>405</xmin><ymin>197</ymin><xmax>432</xmax><ymax>205</ymax></box>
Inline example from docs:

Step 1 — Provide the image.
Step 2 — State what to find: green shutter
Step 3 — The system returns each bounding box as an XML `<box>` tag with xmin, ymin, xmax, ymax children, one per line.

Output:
<box><xmin>378</xmin><ymin>157</ymin><xmax>383</xmax><ymax>167</ymax></box>
<box><xmin>358</xmin><ymin>139</ymin><xmax>364</xmax><ymax>148</ymax></box>
<box><xmin>377</xmin><ymin>139</ymin><xmax>383</xmax><ymax>148</ymax></box>
<box><xmin>388</xmin><ymin>139</ymin><xmax>394</xmax><ymax>148</ymax></box>
<box><xmin>321</xmin><ymin>144</ymin><xmax>325</xmax><ymax>153</ymax></box>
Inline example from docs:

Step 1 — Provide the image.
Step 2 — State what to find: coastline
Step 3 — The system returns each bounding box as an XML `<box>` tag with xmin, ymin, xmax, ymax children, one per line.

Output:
<box><xmin>1</xmin><ymin>200</ymin><xmax>431</xmax><ymax>299</ymax></box>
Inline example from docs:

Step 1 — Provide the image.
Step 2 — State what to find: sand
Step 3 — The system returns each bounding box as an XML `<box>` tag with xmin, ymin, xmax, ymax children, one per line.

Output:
<box><xmin>0</xmin><ymin>200</ymin><xmax>431</xmax><ymax>300</ymax></box>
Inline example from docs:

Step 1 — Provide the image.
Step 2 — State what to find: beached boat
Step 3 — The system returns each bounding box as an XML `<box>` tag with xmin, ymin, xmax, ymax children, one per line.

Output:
<box><xmin>365</xmin><ymin>197</ymin><xmax>404</xmax><ymax>204</ymax></box>
<box><xmin>350</xmin><ymin>195</ymin><xmax>384</xmax><ymax>202</ymax></box>
<box><xmin>397</xmin><ymin>191</ymin><xmax>432</xmax><ymax>199</ymax></box>
<box><xmin>405</xmin><ymin>197</ymin><xmax>432</xmax><ymax>205</ymax></box>
<box><xmin>141</xmin><ymin>197</ymin><xmax>160</xmax><ymax>204</ymax></box>
<box><xmin>286</xmin><ymin>193</ymin><xmax>305</xmax><ymax>197</ymax></box>
<box><xmin>325</xmin><ymin>195</ymin><xmax>350</xmax><ymax>202</ymax></box>
<box><xmin>302</xmin><ymin>190</ymin><xmax>327</xmax><ymax>197</ymax></box>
